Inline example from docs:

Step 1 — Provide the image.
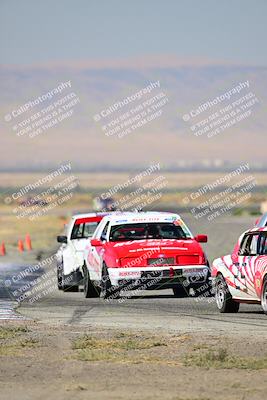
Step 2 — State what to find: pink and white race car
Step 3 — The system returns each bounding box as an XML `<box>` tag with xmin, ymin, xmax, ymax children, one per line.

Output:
<box><xmin>212</xmin><ymin>227</ymin><xmax>267</xmax><ymax>314</ymax></box>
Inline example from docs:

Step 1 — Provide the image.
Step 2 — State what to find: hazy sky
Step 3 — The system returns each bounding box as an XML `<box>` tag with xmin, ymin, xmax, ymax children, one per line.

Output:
<box><xmin>0</xmin><ymin>0</ymin><xmax>266</xmax><ymax>65</ymax></box>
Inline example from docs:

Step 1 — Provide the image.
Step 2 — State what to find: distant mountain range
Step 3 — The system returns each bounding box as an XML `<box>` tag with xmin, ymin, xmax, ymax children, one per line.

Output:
<box><xmin>0</xmin><ymin>60</ymin><xmax>266</xmax><ymax>170</ymax></box>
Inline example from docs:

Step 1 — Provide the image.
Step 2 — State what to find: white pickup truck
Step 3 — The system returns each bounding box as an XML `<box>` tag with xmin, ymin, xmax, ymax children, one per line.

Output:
<box><xmin>56</xmin><ymin>213</ymin><xmax>108</xmax><ymax>291</ymax></box>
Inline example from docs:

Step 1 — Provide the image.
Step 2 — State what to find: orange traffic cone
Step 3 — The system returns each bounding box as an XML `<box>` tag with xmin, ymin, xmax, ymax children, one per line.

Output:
<box><xmin>0</xmin><ymin>242</ymin><xmax>6</xmax><ymax>256</ymax></box>
<box><xmin>18</xmin><ymin>239</ymin><xmax>24</xmax><ymax>252</ymax></box>
<box><xmin>25</xmin><ymin>234</ymin><xmax>32</xmax><ymax>251</ymax></box>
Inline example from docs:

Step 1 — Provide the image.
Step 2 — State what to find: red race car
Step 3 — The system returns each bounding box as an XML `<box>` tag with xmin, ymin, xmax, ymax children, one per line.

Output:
<box><xmin>82</xmin><ymin>211</ymin><xmax>210</xmax><ymax>299</ymax></box>
<box><xmin>212</xmin><ymin>227</ymin><xmax>267</xmax><ymax>314</ymax></box>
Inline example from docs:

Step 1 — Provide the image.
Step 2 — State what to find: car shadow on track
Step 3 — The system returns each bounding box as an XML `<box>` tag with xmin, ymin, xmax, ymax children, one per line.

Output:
<box><xmin>120</xmin><ymin>294</ymin><xmax>189</xmax><ymax>300</ymax></box>
<box><xmin>237</xmin><ymin>309</ymin><xmax>264</xmax><ymax>315</ymax></box>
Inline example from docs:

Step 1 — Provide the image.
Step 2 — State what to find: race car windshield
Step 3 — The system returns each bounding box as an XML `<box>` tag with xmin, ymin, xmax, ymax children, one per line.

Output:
<box><xmin>109</xmin><ymin>222</ymin><xmax>191</xmax><ymax>242</ymax></box>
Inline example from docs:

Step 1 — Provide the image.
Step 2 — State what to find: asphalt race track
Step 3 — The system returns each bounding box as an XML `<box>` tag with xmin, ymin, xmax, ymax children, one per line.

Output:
<box><xmin>20</xmin><ymin>289</ymin><xmax>267</xmax><ymax>335</ymax></box>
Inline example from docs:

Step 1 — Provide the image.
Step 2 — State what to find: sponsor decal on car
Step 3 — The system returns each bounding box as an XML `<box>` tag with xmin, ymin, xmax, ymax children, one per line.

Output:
<box><xmin>118</xmin><ymin>271</ymin><xmax>142</xmax><ymax>278</ymax></box>
<box><xmin>183</xmin><ymin>267</ymin><xmax>207</xmax><ymax>275</ymax></box>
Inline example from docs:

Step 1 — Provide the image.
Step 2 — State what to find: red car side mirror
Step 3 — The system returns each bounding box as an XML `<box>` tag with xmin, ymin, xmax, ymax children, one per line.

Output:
<box><xmin>194</xmin><ymin>234</ymin><xmax>208</xmax><ymax>243</ymax></box>
<box><xmin>91</xmin><ymin>239</ymin><xmax>102</xmax><ymax>246</ymax></box>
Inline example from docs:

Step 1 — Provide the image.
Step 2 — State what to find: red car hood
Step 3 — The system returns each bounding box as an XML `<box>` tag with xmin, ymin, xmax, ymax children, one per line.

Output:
<box><xmin>106</xmin><ymin>239</ymin><xmax>202</xmax><ymax>259</ymax></box>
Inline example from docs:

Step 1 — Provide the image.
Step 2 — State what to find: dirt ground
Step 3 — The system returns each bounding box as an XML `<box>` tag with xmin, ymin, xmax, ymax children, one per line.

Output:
<box><xmin>0</xmin><ymin>321</ymin><xmax>266</xmax><ymax>400</ymax></box>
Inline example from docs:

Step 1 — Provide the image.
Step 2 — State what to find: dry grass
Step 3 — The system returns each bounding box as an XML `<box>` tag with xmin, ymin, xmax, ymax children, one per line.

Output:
<box><xmin>1</xmin><ymin>172</ymin><xmax>267</xmax><ymax>189</ymax></box>
<box><xmin>71</xmin><ymin>332</ymin><xmax>267</xmax><ymax>370</ymax></box>
<box><xmin>0</xmin><ymin>326</ymin><xmax>28</xmax><ymax>340</ymax></box>
<box><xmin>0</xmin><ymin>326</ymin><xmax>38</xmax><ymax>356</ymax></box>
<box><xmin>72</xmin><ymin>332</ymin><xmax>167</xmax><ymax>363</ymax></box>
<box><xmin>185</xmin><ymin>347</ymin><xmax>267</xmax><ymax>370</ymax></box>
<box><xmin>0</xmin><ymin>214</ymin><xmax>65</xmax><ymax>252</ymax></box>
